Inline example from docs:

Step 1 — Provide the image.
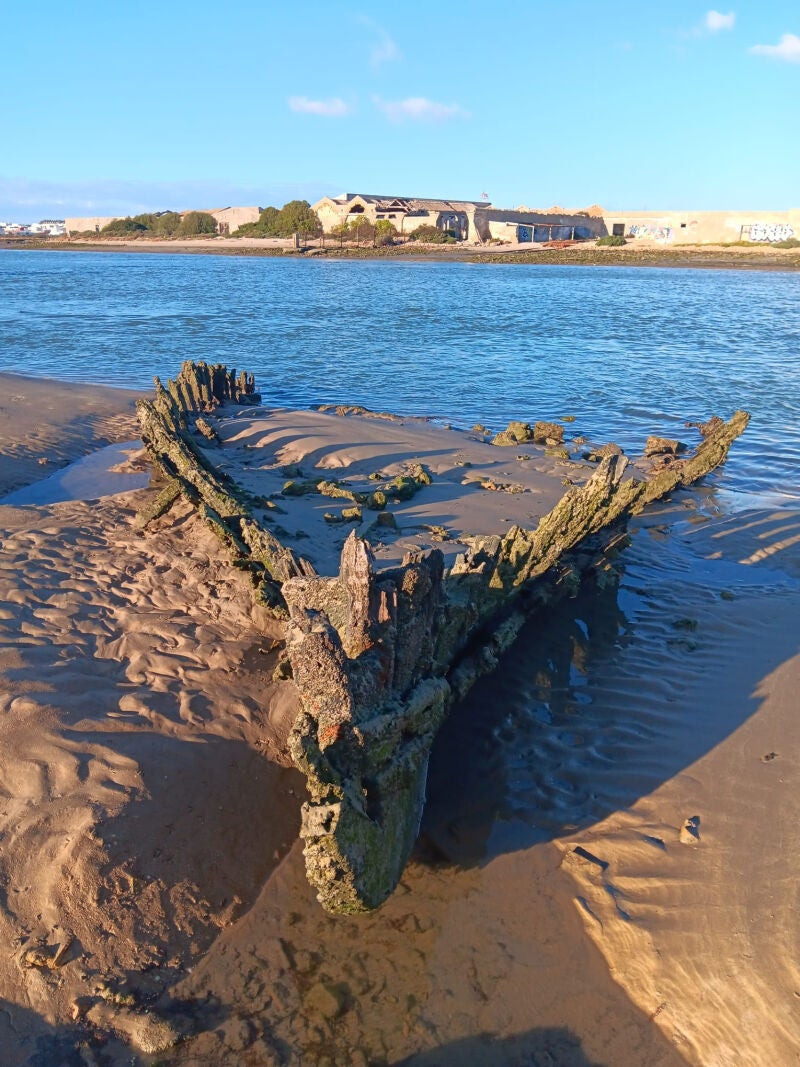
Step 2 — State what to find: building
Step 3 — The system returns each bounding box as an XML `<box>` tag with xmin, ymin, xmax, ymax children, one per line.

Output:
<box><xmin>311</xmin><ymin>193</ymin><xmax>606</xmax><ymax>244</ymax></box>
<box><xmin>601</xmin><ymin>209</ymin><xmax>798</xmax><ymax>245</ymax></box>
<box><xmin>65</xmin><ymin>216</ymin><xmax>119</xmax><ymax>235</ymax></box>
<box><xmin>476</xmin><ymin>207</ymin><xmax>604</xmax><ymax>244</ymax></box>
<box><xmin>28</xmin><ymin>220</ymin><xmax>66</xmax><ymax>236</ymax></box>
<box><xmin>201</xmin><ymin>206</ymin><xmax>260</xmax><ymax>234</ymax></box>
<box><xmin>312</xmin><ymin>193</ymin><xmax>487</xmax><ymax>240</ymax></box>
<box><xmin>65</xmin><ymin>207</ymin><xmax>261</xmax><ymax>237</ymax></box>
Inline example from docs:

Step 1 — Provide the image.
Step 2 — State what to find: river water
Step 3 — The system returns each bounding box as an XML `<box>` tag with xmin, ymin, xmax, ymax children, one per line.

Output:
<box><xmin>1</xmin><ymin>250</ymin><xmax>798</xmax><ymax>497</ymax></box>
<box><xmin>1</xmin><ymin>250</ymin><xmax>799</xmax><ymax>1065</ymax></box>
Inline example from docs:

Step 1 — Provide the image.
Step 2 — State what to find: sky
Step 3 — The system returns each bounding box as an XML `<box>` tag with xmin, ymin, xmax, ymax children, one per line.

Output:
<box><xmin>1</xmin><ymin>0</ymin><xmax>798</xmax><ymax>220</ymax></box>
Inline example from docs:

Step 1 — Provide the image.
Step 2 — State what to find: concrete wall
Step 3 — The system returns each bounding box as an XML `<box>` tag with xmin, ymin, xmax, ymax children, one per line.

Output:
<box><xmin>603</xmin><ymin>210</ymin><xmax>800</xmax><ymax>245</ymax></box>
<box><xmin>65</xmin><ymin>216</ymin><xmax>119</xmax><ymax>235</ymax></box>
<box><xmin>207</xmin><ymin>206</ymin><xmax>260</xmax><ymax>234</ymax></box>
<box><xmin>476</xmin><ymin>209</ymin><xmax>605</xmax><ymax>244</ymax></box>
<box><xmin>314</xmin><ymin>200</ymin><xmax>346</xmax><ymax>231</ymax></box>
<box><xmin>66</xmin><ymin>207</ymin><xmax>261</xmax><ymax>237</ymax></box>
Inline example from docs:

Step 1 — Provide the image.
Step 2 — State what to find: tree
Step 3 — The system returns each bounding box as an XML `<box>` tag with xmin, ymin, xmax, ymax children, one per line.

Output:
<box><xmin>101</xmin><ymin>217</ymin><xmax>148</xmax><ymax>235</ymax></box>
<box><xmin>177</xmin><ymin>211</ymin><xmax>219</xmax><ymax>236</ymax></box>
<box><xmin>258</xmin><ymin>206</ymin><xmax>281</xmax><ymax>232</ymax></box>
<box><xmin>407</xmin><ymin>224</ymin><xmax>456</xmax><ymax>244</ymax></box>
<box><xmin>274</xmin><ymin>200</ymin><xmax>322</xmax><ymax>237</ymax></box>
<box><xmin>152</xmin><ymin>211</ymin><xmax>182</xmax><ymax>236</ymax></box>
<box><xmin>222</xmin><ymin>200</ymin><xmax>323</xmax><ymax>239</ymax></box>
<box><xmin>348</xmin><ymin>216</ymin><xmax>374</xmax><ymax>244</ymax></box>
<box><xmin>374</xmin><ymin>219</ymin><xmax>397</xmax><ymax>246</ymax></box>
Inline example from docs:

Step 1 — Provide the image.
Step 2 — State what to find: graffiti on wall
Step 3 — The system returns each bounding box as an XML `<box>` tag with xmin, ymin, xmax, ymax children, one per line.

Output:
<box><xmin>743</xmin><ymin>223</ymin><xmax>795</xmax><ymax>243</ymax></box>
<box><xmin>628</xmin><ymin>224</ymin><xmax>673</xmax><ymax>241</ymax></box>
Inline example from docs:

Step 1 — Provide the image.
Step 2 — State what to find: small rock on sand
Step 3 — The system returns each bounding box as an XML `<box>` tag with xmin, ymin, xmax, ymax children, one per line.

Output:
<box><xmin>87</xmin><ymin>1002</ymin><xmax>180</xmax><ymax>1054</ymax></box>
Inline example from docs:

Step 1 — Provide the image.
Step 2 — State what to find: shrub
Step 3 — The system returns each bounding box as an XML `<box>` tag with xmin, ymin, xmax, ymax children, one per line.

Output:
<box><xmin>775</xmin><ymin>237</ymin><xmax>800</xmax><ymax>249</ymax></box>
<box><xmin>347</xmin><ymin>217</ymin><xmax>375</xmax><ymax>243</ymax></box>
<box><xmin>233</xmin><ymin>201</ymin><xmax>322</xmax><ymax>238</ymax></box>
<box><xmin>374</xmin><ymin>219</ymin><xmax>398</xmax><ymax>246</ymax></box>
<box><xmin>152</xmin><ymin>211</ymin><xmax>182</xmax><ymax>236</ymax></box>
<box><xmin>408</xmin><ymin>224</ymin><xmax>456</xmax><ymax>244</ymax></box>
<box><xmin>597</xmin><ymin>234</ymin><xmax>627</xmax><ymax>246</ymax></box>
<box><xmin>178</xmin><ymin>211</ymin><xmax>218</xmax><ymax>236</ymax></box>
<box><xmin>101</xmin><ymin>217</ymin><xmax>147</xmax><ymax>235</ymax></box>
<box><xmin>272</xmin><ymin>200</ymin><xmax>322</xmax><ymax>237</ymax></box>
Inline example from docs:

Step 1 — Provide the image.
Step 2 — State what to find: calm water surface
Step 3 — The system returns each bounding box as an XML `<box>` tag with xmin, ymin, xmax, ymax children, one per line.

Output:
<box><xmin>1</xmin><ymin>249</ymin><xmax>798</xmax><ymax>498</ymax></box>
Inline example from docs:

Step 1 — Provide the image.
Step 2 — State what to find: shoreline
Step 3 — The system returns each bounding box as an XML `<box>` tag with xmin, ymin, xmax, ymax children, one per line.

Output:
<box><xmin>3</xmin><ymin>235</ymin><xmax>800</xmax><ymax>271</ymax></box>
<box><xmin>0</xmin><ymin>372</ymin><xmax>140</xmax><ymax>496</ymax></box>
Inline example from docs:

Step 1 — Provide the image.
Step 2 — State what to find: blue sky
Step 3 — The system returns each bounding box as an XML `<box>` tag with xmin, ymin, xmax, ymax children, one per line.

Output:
<box><xmin>1</xmin><ymin>0</ymin><xmax>798</xmax><ymax>219</ymax></box>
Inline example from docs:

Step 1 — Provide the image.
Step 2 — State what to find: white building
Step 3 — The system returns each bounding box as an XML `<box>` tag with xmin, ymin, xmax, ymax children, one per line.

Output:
<box><xmin>28</xmin><ymin>220</ymin><xmax>67</xmax><ymax>236</ymax></box>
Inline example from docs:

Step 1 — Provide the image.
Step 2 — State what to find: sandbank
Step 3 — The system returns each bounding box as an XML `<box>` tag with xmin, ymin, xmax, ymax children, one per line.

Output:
<box><xmin>0</xmin><ymin>375</ymin><xmax>798</xmax><ymax>1065</ymax></box>
<box><xmin>3</xmin><ymin>236</ymin><xmax>800</xmax><ymax>271</ymax></box>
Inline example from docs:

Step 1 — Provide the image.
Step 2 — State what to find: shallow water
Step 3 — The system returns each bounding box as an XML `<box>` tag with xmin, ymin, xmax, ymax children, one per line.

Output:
<box><xmin>2</xmin><ymin>250</ymin><xmax>800</xmax><ymax>1064</ymax></box>
<box><xmin>1</xmin><ymin>250</ymin><xmax>798</xmax><ymax>497</ymax></box>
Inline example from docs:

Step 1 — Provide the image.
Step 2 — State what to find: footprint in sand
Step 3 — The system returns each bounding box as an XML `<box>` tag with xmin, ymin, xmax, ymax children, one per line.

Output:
<box><xmin>679</xmin><ymin>815</ymin><xmax>701</xmax><ymax>845</ymax></box>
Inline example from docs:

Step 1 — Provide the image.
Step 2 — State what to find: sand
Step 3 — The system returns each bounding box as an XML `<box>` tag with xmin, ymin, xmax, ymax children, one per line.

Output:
<box><xmin>208</xmin><ymin>404</ymin><xmax>636</xmax><ymax>575</ymax></box>
<box><xmin>5</xmin><ymin>238</ymin><xmax>800</xmax><ymax>271</ymax></box>
<box><xmin>0</xmin><ymin>374</ymin><xmax>140</xmax><ymax>497</ymax></box>
<box><xmin>0</xmin><ymin>379</ymin><xmax>798</xmax><ymax>1066</ymax></box>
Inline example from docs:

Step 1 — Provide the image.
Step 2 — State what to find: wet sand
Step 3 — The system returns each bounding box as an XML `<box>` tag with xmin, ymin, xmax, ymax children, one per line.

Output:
<box><xmin>0</xmin><ymin>378</ymin><xmax>798</xmax><ymax>1065</ymax></box>
<box><xmin>0</xmin><ymin>373</ymin><xmax>140</xmax><ymax>496</ymax></box>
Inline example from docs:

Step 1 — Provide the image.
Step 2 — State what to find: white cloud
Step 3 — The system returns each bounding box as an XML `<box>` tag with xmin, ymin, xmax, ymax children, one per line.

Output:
<box><xmin>373</xmin><ymin>96</ymin><xmax>470</xmax><ymax>122</ymax></box>
<box><xmin>705</xmin><ymin>10</ymin><xmax>735</xmax><ymax>32</ymax></box>
<box><xmin>358</xmin><ymin>16</ymin><xmax>400</xmax><ymax>68</ymax></box>
<box><xmin>288</xmin><ymin>96</ymin><xmax>351</xmax><ymax>117</ymax></box>
<box><xmin>750</xmin><ymin>32</ymin><xmax>800</xmax><ymax>63</ymax></box>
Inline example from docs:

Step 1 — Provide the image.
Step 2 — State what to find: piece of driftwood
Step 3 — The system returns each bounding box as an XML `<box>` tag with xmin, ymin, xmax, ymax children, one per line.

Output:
<box><xmin>135</xmin><ymin>363</ymin><xmax>749</xmax><ymax>914</ymax></box>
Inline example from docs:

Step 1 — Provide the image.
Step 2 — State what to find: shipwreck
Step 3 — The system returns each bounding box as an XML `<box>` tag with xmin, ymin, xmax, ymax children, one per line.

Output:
<box><xmin>136</xmin><ymin>361</ymin><xmax>749</xmax><ymax>914</ymax></box>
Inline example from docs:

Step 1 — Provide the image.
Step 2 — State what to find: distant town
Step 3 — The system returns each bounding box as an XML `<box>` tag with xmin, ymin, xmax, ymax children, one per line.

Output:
<box><xmin>1</xmin><ymin>219</ymin><xmax>66</xmax><ymax>236</ymax></box>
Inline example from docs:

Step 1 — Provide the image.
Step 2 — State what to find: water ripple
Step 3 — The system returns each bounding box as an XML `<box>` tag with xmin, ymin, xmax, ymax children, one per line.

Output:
<box><xmin>1</xmin><ymin>251</ymin><xmax>798</xmax><ymax>495</ymax></box>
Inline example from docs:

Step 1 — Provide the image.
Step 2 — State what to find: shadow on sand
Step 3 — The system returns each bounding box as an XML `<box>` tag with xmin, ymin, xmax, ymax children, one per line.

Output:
<box><xmin>419</xmin><ymin>509</ymin><xmax>800</xmax><ymax>868</ymax></box>
<box><xmin>392</xmin><ymin>1026</ymin><xmax>606</xmax><ymax>1066</ymax></box>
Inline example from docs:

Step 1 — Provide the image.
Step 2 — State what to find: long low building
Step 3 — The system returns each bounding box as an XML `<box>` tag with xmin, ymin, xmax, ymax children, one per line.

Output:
<box><xmin>311</xmin><ymin>193</ymin><xmax>605</xmax><ymax>244</ymax></box>
<box><xmin>602</xmin><ymin>209</ymin><xmax>798</xmax><ymax>245</ymax></box>
<box><xmin>65</xmin><ymin>206</ymin><xmax>260</xmax><ymax>236</ymax></box>
<box><xmin>312</xmin><ymin>193</ymin><xmax>799</xmax><ymax>246</ymax></box>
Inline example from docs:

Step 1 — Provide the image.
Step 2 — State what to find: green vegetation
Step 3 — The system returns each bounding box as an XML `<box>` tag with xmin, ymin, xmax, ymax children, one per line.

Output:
<box><xmin>100</xmin><ymin>210</ymin><xmax>217</xmax><ymax>237</ymax></box>
<box><xmin>407</xmin><ymin>224</ymin><xmax>456</xmax><ymax>244</ymax></box>
<box><xmin>776</xmin><ymin>237</ymin><xmax>800</xmax><ymax>248</ymax></box>
<box><xmin>596</xmin><ymin>234</ymin><xmax>627</xmax><ymax>246</ymax></box>
<box><xmin>374</xmin><ymin>219</ymin><xmax>398</xmax><ymax>245</ymax></box>
<box><xmin>178</xmin><ymin>210</ymin><xmax>218</xmax><ymax>236</ymax></box>
<box><xmin>102</xmin><ymin>216</ymin><xmax>148</xmax><ymax>235</ymax></box>
<box><xmin>328</xmin><ymin>216</ymin><xmax>384</xmax><ymax>244</ymax></box>
<box><xmin>236</xmin><ymin>199</ymin><xmax>322</xmax><ymax>237</ymax></box>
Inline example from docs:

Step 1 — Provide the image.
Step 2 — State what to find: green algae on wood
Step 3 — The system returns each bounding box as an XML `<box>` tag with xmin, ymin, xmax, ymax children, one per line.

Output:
<box><xmin>134</xmin><ymin>362</ymin><xmax>749</xmax><ymax>916</ymax></box>
<box><xmin>136</xmin><ymin>362</ymin><xmax>315</xmax><ymax>615</ymax></box>
<box><xmin>283</xmin><ymin>409</ymin><xmax>749</xmax><ymax>913</ymax></box>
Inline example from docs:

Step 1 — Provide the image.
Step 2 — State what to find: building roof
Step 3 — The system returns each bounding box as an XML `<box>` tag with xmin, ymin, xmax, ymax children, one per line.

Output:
<box><xmin>330</xmin><ymin>193</ymin><xmax>490</xmax><ymax>209</ymax></box>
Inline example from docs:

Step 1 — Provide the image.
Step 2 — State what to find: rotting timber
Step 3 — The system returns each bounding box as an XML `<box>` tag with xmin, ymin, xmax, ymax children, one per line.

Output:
<box><xmin>136</xmin><ymin>362</ymin><xmax>750</xmax><ymax>914</ymax></box>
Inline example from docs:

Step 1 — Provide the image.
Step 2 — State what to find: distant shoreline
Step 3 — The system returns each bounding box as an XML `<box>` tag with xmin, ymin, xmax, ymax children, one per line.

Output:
<box><xmin>2</xmin><ymin>235</ymin><xmax>799</xmax><ymax>271</ymax></box>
